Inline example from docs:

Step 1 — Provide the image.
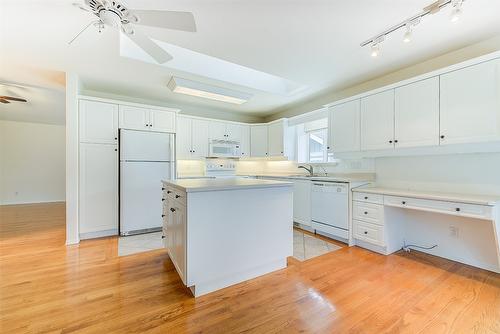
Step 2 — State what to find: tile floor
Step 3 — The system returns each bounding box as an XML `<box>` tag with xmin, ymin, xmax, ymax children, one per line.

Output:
<box><xmin>293</xmin><ymin>229</ymin><xmax>343</xmax><ymax>261</ymax></box>
<box><xmin>118</xmin><ymin>229</ymin><xmax>344</xmax><ymax>260</ymax></box>
<box><xmin>118</xmin><ymin>231</ymin><xmax>164</xmax><ymax>256</ymax></box>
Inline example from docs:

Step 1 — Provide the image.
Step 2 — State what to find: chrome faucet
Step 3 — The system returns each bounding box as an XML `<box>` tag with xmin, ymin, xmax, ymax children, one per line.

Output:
<box><xmin>298</xmin><ymin>164</ymin><xmax>314</xmax><ymax>176</ymax></box>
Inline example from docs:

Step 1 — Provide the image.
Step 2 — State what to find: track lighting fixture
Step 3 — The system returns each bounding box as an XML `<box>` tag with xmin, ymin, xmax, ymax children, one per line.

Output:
<box><xmin>361</xmin><ymin>0</ymin><xmax>466</xmax><ymax>57</ymax></box>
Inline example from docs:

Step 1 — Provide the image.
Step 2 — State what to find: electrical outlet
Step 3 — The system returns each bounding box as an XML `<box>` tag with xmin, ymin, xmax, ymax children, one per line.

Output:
<box><xmin>449</xmin><ymin>226</ymin><xmax>459</xmax><ymax>238</ymax></box>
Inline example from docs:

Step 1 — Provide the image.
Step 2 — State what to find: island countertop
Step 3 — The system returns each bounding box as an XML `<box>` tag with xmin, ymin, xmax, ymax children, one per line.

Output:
<box><xmin>162</xmin><ymin>178</ymin><xmax>293</xmax><ymax>193</ymax></box>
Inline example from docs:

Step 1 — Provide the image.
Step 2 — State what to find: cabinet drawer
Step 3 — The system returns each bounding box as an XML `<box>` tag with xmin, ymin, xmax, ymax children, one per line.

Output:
<box><xmin>353</xmin><ymin>202</ymin><xmax>384</xmax><ymax>225</ymax></box>
<box><xmin>353</xmin><ymin>220</ymin><xmax>385</xmax><ymax>246</ymax></box>
<box><xmin>384</xmin><ymin>195</ymin><xmax>493</xmax><ymax>220</ymax></box>
<box><xmin>353</xmin><ymin>192</ymin><xmax>384</xmax><ymax>204</ymax></box>
<box><xmin>163</xmin><ymin>185</ymin><xmax>187</xmax><ymax>206</ymax></box>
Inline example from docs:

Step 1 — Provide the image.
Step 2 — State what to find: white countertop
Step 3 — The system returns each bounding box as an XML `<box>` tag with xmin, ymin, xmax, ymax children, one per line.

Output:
<box><xmin>239</xmin><ymin>173</ymin><xmax>375</xmax><ymax>183</ymax></box>
<box><xmin>353</xmin><ymin>186</ymin><xmax>500</xmax><ymax>206</ymax></box>
<box><xmin>163</xmin><ymin>178</ymin><xmax>293</xmax><ymax>193</ymax></box>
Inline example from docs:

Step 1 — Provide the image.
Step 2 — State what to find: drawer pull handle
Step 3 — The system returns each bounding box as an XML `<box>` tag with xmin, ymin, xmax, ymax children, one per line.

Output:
<box><xmin>364</xmin><ymin>211</ymin><xmax>368</xmax><ymax>215</ymax></box>
<box><xmin>161</xmin><ymin>214</ymin><xmax>165</xmax><ymax>217</ymax></box>
<box><xmin>364</xmin><ymin>196</ymin><xmax>368</xmax><ymax>200</ymax></box>
<box><xmin>175</xmin><ymin>195</ymin><xmax>181</xmax><ymax>198</ymax></box>
<box><xmin>170</xmin><ymin>208</ymin><xmax>176</xmax><ymax>212</ymax></box>
<box><xmin>161</xmin><ymin>235</ymin><xmax>165</xmax><ymax>239</ymax></box>
<box><xmin>456</xmin><ymin>208</ymin><xmax>461</xmax><ymax>212</ymax></box>
<box><xmin>364</xmin><ymin>231</ymin><xmax>368</xmax><ymax>234</ymax></box>
<box><xmin>162</xmin><ymin>188</ymin><xmax>165</xmax><ymax>191</ymax></box>
<box><xmin>167</xmin><ymin>191</ymin><xmax>172</xmax><ymax>194</ymax></box>
<box><xmin>402</xmin><ymin>201</ymin><xmax>406</xmax><ymax>205</ymax></box>
<box><xmin>161</xmin><ymin>198</ymin><xmax>165</xmax><ymax>201</ymax></box>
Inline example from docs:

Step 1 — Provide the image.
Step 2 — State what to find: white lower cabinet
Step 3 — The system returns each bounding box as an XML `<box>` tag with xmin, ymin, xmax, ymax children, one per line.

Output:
<box><xmin>293</xmin><ymin>180</ymin><xmax>311</xmax><ymax>226</ymax></box>
<box><xmin>79</xmin><ymin>143</ymin><xmax>118</xmax><ymax>238</ymax></box>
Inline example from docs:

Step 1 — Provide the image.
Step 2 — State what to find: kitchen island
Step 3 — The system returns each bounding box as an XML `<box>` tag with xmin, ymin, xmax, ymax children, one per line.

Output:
<box><xmin>161</xmin><ymin>178</ymin><xmax>293</xmax><ymax>297</ymax></box>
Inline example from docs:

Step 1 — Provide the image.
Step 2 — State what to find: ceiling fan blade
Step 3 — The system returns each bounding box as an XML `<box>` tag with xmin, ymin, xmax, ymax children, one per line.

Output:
<box><xmin>0</xmin><ymin>99</ymin><xmax>11</xmax><ymax>104</ymax></box>
<box><xmin>72</xmin><ymin>2</ymin><xmax>92</xmax><ymax>13</ymax></box>
<box><xmin>131</xmin><ymin>10</ymin><xmax>196</xmax><ymax>32</ymax></box>
<box><xmin>124</xmin><ymin>29</ymin><xmax>173</xmax><ymax>64</ymax></box>
<box><xmin>0</xmin><ymin>96</ymin><xmax>27</xmax><ymax>102</ymax></box>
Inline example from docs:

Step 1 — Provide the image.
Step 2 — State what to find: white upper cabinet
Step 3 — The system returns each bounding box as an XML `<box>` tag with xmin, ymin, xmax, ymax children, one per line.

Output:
<box><xmin>394</xmin><ymin>77</ymin><xmax>440</xmax><ymax>148</ymax></box>
<box><xmin>226</xmin><ymin>123</ymin><xmax>242</xmax><ymax>142</ymax></box>
<box><xmin>176</xmin><ymin>116</ymin><xmax>193</xmax><ymax>160</ymax></box>
<box><xmin>209</xmin><ymin>121</ymin><xmax>227</xmax><ymax>140</ymax></box>
<box><xmin>79</xmin><ymin>100</ymin><xmax>118</xmax><ymax>144</ymax></box>
<box><xmin>240</xmin><ymin>125</ymin><xmax>251</xmax><ymax>157</ymax></box>
<box><xmin>119</xmin><ymin>105</ymin><xmax>176</xmax><ymax>133</ymax></box>
<box><xmin>360</xmin><ymin>90</ymin><xmax>395</xmax><ymax>151</ymax></box>
<box><xmin>268</xmin><ymin>121</ymin><xmax>285</xmax><ymax>156</ymax></box>
<box><xmin>79</xmin><ymin>143</ymin><xmax>118</xmax><ymax>235</ymax></box>
<box><xmin>440</xmin><ymin>59</ymin><xmax>500</xmax><ymax>145</ymax></box>
<box><xmin>176</xmin><ymin>116</ymin><xmax>209</xmax><ymax>159</ymax></box>
<box><xmin>150</xmin><ymin>109</ymin><xmax>176</xmax><ymax>133</ymax></box>
<box><xmin>251</xmin><ymin>125</ymin><xmax>269</xmax><ymax>157</ymax></box>
<box><xmin>329</xmin><ymin>100</ymin><xmax>361</xmax><ymax>153</ymax></box>
<box><xmin>118</xmin><ymin>105</ymin><xmax>149</xmax><ymax>131</ymax></box>
<box><xmin>191</xmin><ymin>119</ymin><xmax>210</xmax><ymax>158</ymax></box>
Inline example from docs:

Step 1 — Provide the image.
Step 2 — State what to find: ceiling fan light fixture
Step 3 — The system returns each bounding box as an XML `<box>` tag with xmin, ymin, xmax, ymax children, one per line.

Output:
<box><xmin>168</xmin><ymin>77</ymin><xmax>252</xmax><ymax>105</ymax></box>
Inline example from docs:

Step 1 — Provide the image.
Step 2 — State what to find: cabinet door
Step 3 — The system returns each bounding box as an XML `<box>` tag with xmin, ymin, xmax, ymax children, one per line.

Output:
<box><xmin>176</xmin><ymin>116</ymin><xmax>192</xmax><ymax>160</ymax></box>
<box><xmin>173</xmin><ymin>204</ymin><xmax>187</xmax><ymax>283</ymax></box>
<box><xmin>191</xmin><ymin>119</ymin><xmax>210</xmax><ymax>158</ymax></box>
<box><xmin>329</xmin><ymin>100</ymin><xmax>361</xmax><ymax>153</ymax></box>
<box><xmin>118</xmin><ymin>105</ymin><xmax>149</xmax><ymax>131</ymax></box>
<box><xmin>79</xmin><ymin>100</ymin><xmax>118</xmax><ymax>144</ymax></box>
<box><xmin>226</xmin><ymin>123</ymin><xmax>242</xmax><ymax>142</ymax></box>
<box><xmin>208</xmin><ymin>121</ymin><xmax>227</xmax><ymax>140</ymax></box>
<box><xmin>240</xmin><ymin>125</ymin><xmax>251</xmax><ymax>157</ymax></box>
<box><xmin>440</xmin><ymin>59</ymin><xmax>500</xmax><ymax>145</ymax></box>
<box><xmin>79</xmin><ymin>143</ymin><xmax>118</xmax><ymax>234</ymax></box>
<box><xmin>360</xmin><ymin>90</ymin><xmax>395</xmax><ymax>151</ymax></box>
<box><xmin>268</xmin><ymin>121</ymin><xmax>284</xmax><ymax>156</ymax></box>
<box><xmin>250</xmin><ymin>125</ymin><xmax>269</xmax><ymax>157</ymax></box>
<box><xmin>293</xmin><ymin>180</ymin><xmax>311</xmax><ymax>226</ymax></box>
<box><xmin>150</xmin><ymin>110</ymin><xmax>176</xmax><ymax>133</ymax></box>
<box><xmin>395</xmin><ymin>77</ymin><xmax>440</xmax><ymax>148</ymax></box>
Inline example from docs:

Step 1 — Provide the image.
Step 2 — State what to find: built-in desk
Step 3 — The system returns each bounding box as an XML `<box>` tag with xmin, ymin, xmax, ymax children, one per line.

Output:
<box><xmin>351</xmin><ymin>187</ymin><xmax>500</xmax><ymax>273</ymax></box>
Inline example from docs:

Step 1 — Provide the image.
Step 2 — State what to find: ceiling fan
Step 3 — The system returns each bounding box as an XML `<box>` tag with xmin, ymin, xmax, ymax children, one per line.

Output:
<box><xmin>71</xmin><ymin>0</ymin><xmax>197</xmax><ymax>64</ymax></box>
<box><xmin>0</xmin><ymin>96</ymin><xmax>28</xmax><ymax>104</ymax></box>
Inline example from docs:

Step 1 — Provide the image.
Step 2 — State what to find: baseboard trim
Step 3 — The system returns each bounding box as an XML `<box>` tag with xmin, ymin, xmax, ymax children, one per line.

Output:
<box><xmin>0</xmin><ymin>200</ymin><xmax>65</xmax><ymax>206</ymax></box>
<box><xmin>79</xmin><ymin>229</ymin><xmax>118</xmax><ymax>240</ymax></box>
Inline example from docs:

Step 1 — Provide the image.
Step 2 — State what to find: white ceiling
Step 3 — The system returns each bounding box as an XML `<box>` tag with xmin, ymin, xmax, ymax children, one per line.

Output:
<box><xmin>1</xmin><ymin>0</ymin><xmax>500</xmax><ymax>122</ymax></box>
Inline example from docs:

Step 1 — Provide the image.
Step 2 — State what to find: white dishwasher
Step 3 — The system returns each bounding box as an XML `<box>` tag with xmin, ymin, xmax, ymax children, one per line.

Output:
<box><xmin>311</xmin><ymin>181</ymin><xmax>349</xmax><ymax>241</ymax></box>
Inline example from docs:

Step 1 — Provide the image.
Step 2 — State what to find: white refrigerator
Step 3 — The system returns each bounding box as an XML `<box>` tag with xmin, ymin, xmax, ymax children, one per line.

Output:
<box><xmin>120</xmin><ymin>129</ymin><xmax>175</xmax><ymax>236</ymax></box>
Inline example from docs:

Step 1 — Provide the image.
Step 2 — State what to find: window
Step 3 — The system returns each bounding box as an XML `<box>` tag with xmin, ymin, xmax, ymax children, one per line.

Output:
<box><xmin>296</xmin><ymin>118</ymin><xmax>331</xmax><ymax>164</ymax></box>
<box><xmin>308</xmin><ymin>129</ymin><xmax>328</xmax><ymax>163</ymax></box>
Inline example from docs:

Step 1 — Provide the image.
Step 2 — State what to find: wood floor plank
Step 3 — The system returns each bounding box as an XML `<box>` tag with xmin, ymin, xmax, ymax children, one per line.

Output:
<box><xmin>1</xmin><ymin>203</ymin><xmax>499</xmax><ymax>333</ymax></box>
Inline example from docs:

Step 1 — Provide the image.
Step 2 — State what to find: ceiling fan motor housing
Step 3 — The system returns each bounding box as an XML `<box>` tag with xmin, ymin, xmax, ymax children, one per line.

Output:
<box><xmin>86</xmin><ymin>0</ymin><xmax>138</xmax><ymax>27</ymax></box>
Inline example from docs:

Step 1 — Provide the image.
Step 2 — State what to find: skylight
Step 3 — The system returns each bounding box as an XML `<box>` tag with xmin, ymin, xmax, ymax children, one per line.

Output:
<box><xmin>119</xmin><ymin>33</ymin><xmax>306</xmax><ymax>96</ymax></box>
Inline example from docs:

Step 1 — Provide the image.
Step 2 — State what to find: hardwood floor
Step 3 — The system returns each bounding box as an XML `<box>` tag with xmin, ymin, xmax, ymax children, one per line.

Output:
<box><xmin>1</xmin><ymin>203</ymin><xmax>499</xmax><ymax>333</ymax></box>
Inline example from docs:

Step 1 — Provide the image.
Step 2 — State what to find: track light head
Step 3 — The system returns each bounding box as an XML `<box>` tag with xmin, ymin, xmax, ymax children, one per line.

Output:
<box><xmin>450</xmin><ymin>0</ymin><xmax>464</xmax><ymax>22</ymax></box>
<box><xmin>403</xmin><ymin>24</ymin><xmax>412</xmax><ymax>43</ymax></box>
<box><xmin>371</xmin><ymin>43</ymin><xmax>380</xmax><ymax>57</ymax></box>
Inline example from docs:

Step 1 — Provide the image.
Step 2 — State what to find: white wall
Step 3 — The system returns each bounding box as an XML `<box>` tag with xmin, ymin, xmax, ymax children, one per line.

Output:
<box><xmin>374</xmin><ymin>153</ymin><xmax>500</xmax><ymax>196</ymax></box>
<box><xmin>0</xmin><ymin>120</ymin><xmax>65</xmax><ymax>205</ymax></box>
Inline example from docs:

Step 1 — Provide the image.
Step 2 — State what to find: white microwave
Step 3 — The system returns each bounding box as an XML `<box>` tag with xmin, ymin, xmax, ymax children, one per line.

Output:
<box><xmin>209</xmin><ymin>140</ymin><xmax>241</xmax><ymax>158</ymax></box>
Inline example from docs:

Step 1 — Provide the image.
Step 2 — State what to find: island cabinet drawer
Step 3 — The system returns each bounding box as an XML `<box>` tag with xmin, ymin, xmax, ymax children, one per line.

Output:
<box><xmin>353</xmin><ymin>220</ymin><xmax>385</xmax><ymax>246</ymax></box>
<box><xmin>384</xmin><ymin>196</ymin><xmax>493</xmax><ymax>220</ymax></box>
<box><xmin>353</xmin><ymin>202</ymin><xmax>384</xmax><ymax>225</ymax></box>
<box><xmin>353</xmin><ymin>192</ymin><xmax>384</xmax><ymax>205</ymax></box>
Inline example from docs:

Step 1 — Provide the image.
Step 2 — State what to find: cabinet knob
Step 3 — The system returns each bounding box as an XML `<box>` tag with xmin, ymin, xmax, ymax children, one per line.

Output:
<box><xmin>389</xmin><ymin>140</ymin><xmax>393</xmax><ymax>144</ymax></box>
<box><xmin>162</xmin><ymin>187</ymin><xmax>165</xmax><ymax>191</ymax></box>
<box><xmin>175</xmin><ymin>195</ymin><xmax>181</xmax><ymax>198</ymax></box>
<box><xmin>114</xmin><ymin>137</ymin><xmax>117</xmax><ymax>140</ymax></box>
<box><xmin>114</xmin><ymin>148</ymin><xmax>117</xmax><ymax>152</ymax></box>
<box><xmin>456</xmin><ymin>207</ymin><xmax>461</xmax><ymax>212</ymax></box>
<box><xmin>440</xmin><ymin>135</ymin><xmax>445</xmax><ymax>139</ymax></box>
<box><xmin>170</xmin><ymin>208</ymin><xmax>176</xmax><ymax>212</ymax></box>
<box><xmin>161</xmin><ymin>235</ymin><xmax>165</xmax><ymax>239</ymax></box>
<box><xmin>364</xmin><ymin>196</ymin><xmax>368</xmax><ymax>200</ymax></box>
<box><xmin>394</xmin><ymin>140</ymin><xmax>398</xmax><ymax>143</ymax></box>
<box><xmin>167</xmin><ymin>190</ymin><xmax>172</xmax><ymax>194</ymax></box>
<box><xmin>161</xmin><ymin>198</ymin><xmax>165</xmax><ymax>201</ymax></box>
<box><xmin>281</xmin><ymin>151</ymin><xmax>283</xmax><ymax>154</ymax></box>
<box><xmin>327</xmin><ymin>146</ymin><xmax>330</xmax><ymax>150</ymax></box>
<box><xmin>364</xmin><ymin>211</ymin><xmax>368</xmax><ymax>215</ymax></box>
<box><xmin>402</xmin><ymin>201</ymin><xmax>406</xmax><ymax>205</ymax></box>
<box><xmin>161</xmin><ymin>214</ymin><xmax>165</xmax><ymax>217</ymax></box>
<box><xmin>364</xmin><ymin>231</ymin><xmax>368</xmax><ymax>235</ymax></box>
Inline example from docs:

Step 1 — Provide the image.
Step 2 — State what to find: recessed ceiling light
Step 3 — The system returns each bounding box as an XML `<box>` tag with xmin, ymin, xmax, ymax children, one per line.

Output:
<box><xmin>167</xmin><ymin>77</ymin><xmax>252</xmax><ymax>105</ymax></box>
